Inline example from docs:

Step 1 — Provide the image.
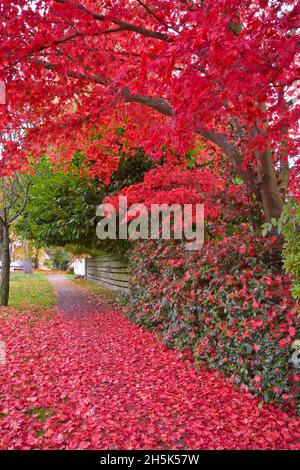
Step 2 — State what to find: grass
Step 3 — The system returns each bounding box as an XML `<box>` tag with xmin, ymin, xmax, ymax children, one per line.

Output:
<box><xmin>8</xmin><ymin>272</ymin><xmax>56</xmax><ymax>310</ymax></box>
<box><xmin>26</xmin><ymin>407</ymin><xmax>55</xmax><ymax>422</ymax></box>
<box><xmin>69</xmin><ymin>275</ymin><xmax>117</xmax><ymax>303</ymax></box>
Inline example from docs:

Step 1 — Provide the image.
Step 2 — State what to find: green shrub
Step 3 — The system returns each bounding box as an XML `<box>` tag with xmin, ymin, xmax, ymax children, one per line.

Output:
<box><xmin>262</xmin><ymin>202</ymin><xmax>300</xmax><ymax>299</ymax></box>
<box><xmin>126</xmin><ymin>234</ymin><xmax>299</xmax><ymax>411</ymax></box>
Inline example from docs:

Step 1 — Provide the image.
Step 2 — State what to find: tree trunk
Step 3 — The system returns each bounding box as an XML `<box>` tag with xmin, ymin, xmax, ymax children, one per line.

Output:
<box><xmin>23</xmin><ymin>258</ymin><xmax>33</xmax><ymax>275</ymax></box>
<box><xmin>22</xmin><ymin>239</ymin><xmax>33</xmax><ymax>275</ymax></box>
<box><xmin>33</xmin><ymin>252</ymin><xmax>39</xmax><ymax>269</ymax></box>
<box><xmin>256</xmin><ymin>149</ymin><xmax>284</xmax><ymax>222</ymax></box>
<box><xmin>0</xmin><ymin>224</ymin><xmax>10</xmax><ymax>306</ymax></box>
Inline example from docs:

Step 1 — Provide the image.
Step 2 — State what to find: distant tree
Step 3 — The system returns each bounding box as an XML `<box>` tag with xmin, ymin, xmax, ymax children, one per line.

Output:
<box><xmin>45</xmin><ymin>247</ymin><xmax>71</xmax><ymax>271</ymax></box>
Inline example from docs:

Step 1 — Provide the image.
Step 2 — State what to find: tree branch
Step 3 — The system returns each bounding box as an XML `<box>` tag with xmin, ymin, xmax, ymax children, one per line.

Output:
<box><xmin>9</xmin><ymin>177</ymin><xmax>30</xmax><ymax>224</ymax></box>
<box><xmin>31</xmin><ymin>27</ymin><xmax>123</xmax><ymax>55</ymax></box>
<box><xmin>136</xmin><ymin>0</ymin><xmax>179</xmax><ymax>33</ymax></box>
<box><xmin>53</xmin><ymin>0</ymin><xmax>172</xmax><ymax>42</ymax></box>
<box><xmin>197</xmin><ymin>128</ymin><xmax>258</xmax><ymax>192</ymax></box>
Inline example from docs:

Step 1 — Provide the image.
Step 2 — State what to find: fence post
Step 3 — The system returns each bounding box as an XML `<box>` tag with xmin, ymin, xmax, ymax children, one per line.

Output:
<box><xmin>84</xmin><ymin>258</ymin><xmax>88</xmax><ymax>280</ymax></box>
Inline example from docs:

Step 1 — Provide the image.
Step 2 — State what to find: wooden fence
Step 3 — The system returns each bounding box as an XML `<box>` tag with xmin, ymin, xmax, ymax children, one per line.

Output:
<box><xmin>86</xmin><ymin>256</ymin><xmax>130</xmax><ymax>293</ymax></box>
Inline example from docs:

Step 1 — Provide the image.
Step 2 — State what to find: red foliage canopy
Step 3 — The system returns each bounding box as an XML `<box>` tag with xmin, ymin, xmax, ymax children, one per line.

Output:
<box><xmin>0</xmin><ymin>0</ymin><xmax>299</xmax><ymax>218</ymax></box>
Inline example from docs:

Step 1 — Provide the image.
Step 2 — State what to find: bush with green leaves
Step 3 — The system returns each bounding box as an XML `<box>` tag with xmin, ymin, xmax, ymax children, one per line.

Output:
<box><xmin>126</xmin><ymin>234</ymin><xmax>299</xmax><ymax>411</ymax></box>
<box><xmin>262</xmin><ymin>202</ymin><xmax>300</xmax><ymax>299</ymax></box>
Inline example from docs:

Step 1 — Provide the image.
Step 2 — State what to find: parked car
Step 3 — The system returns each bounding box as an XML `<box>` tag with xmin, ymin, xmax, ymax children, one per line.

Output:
<box><xmin>10</xmin><ymin>261</ymin><xmax>24</xmax><ymax>271</ymax></box>
<box><xmin>0</xmin><ymin>260</ymin><xmax>24</xmax><ymax>271</ymax></box>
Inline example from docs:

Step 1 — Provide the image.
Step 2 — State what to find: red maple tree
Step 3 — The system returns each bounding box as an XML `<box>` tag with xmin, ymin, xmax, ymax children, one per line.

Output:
<box><xmin>0</xmin><ymin>0</ymin><xmax>299</xmax><ymax>220</ymax></box>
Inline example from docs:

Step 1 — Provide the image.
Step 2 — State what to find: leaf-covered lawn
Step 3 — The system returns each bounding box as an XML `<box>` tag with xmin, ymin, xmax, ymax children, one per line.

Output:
<box><xmin>0</xmin><ymin>305</ymin><xmax>299</xmax><ymax>450</ymax></box>
<box><xmin>9</xmin><ymin>273</ymin><xmax>56</xmax><ymax>310</ymax></box>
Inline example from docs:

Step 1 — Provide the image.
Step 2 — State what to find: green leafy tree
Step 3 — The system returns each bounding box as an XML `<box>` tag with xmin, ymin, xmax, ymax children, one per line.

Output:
<box><xmin>16</xmin><ymin>156</ymin><xmax>104</xmax><ymax>251</ymax></box>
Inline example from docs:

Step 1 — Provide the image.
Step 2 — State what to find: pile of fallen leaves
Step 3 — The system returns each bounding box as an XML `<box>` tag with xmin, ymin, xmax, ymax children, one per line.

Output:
<box><xmin>0</xmin><ymin>307</ymin><xmax>299</xmax><ymax>450</ymax></box>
